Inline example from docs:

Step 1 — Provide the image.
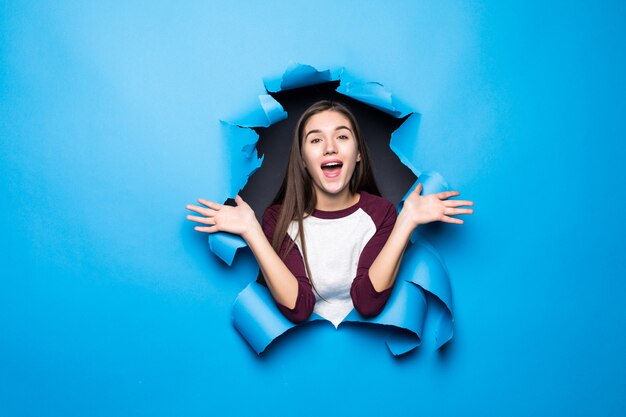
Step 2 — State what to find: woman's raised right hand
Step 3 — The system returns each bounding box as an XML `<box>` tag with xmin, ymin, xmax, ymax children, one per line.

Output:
<box><xmin>186</xmin><ymin>195</ymin><xmax>259</xmax><ymax>238</ymax></box>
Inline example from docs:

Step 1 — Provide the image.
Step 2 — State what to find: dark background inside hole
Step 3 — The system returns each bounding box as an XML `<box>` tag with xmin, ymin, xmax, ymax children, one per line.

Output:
<box><xmin>237</xmin><ymin>81</ymin><xmax>417</xmax><ymax>221</ymax></box>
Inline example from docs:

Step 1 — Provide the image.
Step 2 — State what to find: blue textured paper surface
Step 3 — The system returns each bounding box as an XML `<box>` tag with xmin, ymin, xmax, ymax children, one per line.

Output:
<box><xmin>2</xmin><ymin>2</ymin><xmax>625</xmax><ymax>416</ymax></box>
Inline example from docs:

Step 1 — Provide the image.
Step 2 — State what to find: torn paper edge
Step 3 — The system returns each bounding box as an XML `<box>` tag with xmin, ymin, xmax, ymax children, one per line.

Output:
<box><xmin>207</xmin><ymin>62</ymin><xmax>455</xmax><ymax>355</ymax></box>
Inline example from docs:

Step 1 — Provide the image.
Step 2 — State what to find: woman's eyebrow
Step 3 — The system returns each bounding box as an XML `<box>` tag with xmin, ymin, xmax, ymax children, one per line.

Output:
<box><xmin>305</xmin><ymin>126</ymin><xmax>353</xmax><ymax>138</ymax></box>
<box><xmin>335</xmin><ymin>125</ymin><xmax>353</xmax><ymax>133</ymax></box>
<box><xmin>305</xmin><ymin>129</ymin><xmax>322</xmax><ymax>138</ymax></box>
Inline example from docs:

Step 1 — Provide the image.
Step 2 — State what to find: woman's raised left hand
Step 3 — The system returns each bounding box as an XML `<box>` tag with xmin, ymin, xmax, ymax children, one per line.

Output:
<box><xmin>399</xmin><ymin>183</ymin><xmax>474</xmax><ymax>228</ymax></box>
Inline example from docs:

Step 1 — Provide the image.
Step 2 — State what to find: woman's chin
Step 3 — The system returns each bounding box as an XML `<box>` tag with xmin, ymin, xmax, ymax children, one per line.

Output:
<box><xmin>317</xmin><ymin>182</ymin><xmax>350</xmax><ymax>197</ymax></box>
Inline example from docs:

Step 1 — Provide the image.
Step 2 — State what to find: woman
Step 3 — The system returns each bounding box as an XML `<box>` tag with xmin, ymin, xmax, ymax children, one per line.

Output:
<box><xmin>186</xmin><ymin>100</ymin><xmax>473</xmax><ymax>325</ymax></box>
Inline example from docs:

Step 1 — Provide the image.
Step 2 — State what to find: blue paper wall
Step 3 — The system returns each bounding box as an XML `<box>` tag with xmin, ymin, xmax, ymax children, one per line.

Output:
<box><xmin>1</xmin><ymin>1</ymin><xmax>625</xmax><ymax>416</ymax></box>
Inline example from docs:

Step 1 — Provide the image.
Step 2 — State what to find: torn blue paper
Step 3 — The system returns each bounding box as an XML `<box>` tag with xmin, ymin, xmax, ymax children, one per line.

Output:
<box><xmin>336</xmin><ymin>71</ymin><xmax>413</xmax><ymax>118</ymax></box>
<box><xmin>343</xmin><ymin>279</ymin><xmax>428</xmax><ymax>355</ymax></box>
<box><xmin>394</xmin><ymin>241</ymin><xmax>453</xmax><ymax>349</ymax></box>
<box><xmin>231</xmin><ymin>281</ymin><xmax>299</xmax><ymax>354</ymax></box>
<box><xmin>218</xmin><ymin>121</ymin><xmax>264</xmax><ymax>198</ymax></box>
<box><xmin>232</xmin><ymin>281</ymin><xmax>325</xmax><ymax>354</ymax></box>
<box><xmin>207</xmin><ymin>95</ymin><xmax>285</xmax><ymax>264</ymax></box>
<box><xmin>207</xmin><ymin>62</ymin><xmax>457</xmax><ymax>355</ymax></box>
<box><xmin>263</xmin><ymin>62</ymin><xmax>341</xmax><ymax>93</ymax></box>
<box><xmin>389</xmin><ymin>112</ymin><xmax>422</xmax><ymax>175</ymax></box>
<box><xmin>208</xmin><ymin>233</ymin><xmax>247</xmax><ymax>266</ymax></box>
<box><xmin>232</xmin><ymin>239</ymin><xmax>451</xmax><ymax>356</ymax></box>
<box><xmin>228</xmin><ymin>94</ymin><xmax>288</xmax><ymax>128</ymax></box>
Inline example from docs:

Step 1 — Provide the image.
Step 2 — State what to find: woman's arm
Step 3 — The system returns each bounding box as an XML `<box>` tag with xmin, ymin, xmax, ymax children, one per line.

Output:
<box><xmin>186</xmin><ymin>196</ymin><xmax>315</xmax><ymax>321</ymax></box>
<box><xmin>368</xmin><ymin>183</ymin><xmax>474</xmax><ymax>293</ymax></box>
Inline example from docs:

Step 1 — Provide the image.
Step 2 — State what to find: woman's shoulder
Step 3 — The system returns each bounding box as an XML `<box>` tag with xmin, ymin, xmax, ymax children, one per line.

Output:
<box><xmin>263</xmin><ymin>203</ymin><xmax>283</xmax><ymax>223</ymax></box>
<box><xmin>359</xmin><ymin>192</ymin><xmax>397</xmax><ymax>223</ymax></box>
<box><xmin>360</xmin><ymin>191</ymin><xmax>395</xmax><ymax>210</ymax></box>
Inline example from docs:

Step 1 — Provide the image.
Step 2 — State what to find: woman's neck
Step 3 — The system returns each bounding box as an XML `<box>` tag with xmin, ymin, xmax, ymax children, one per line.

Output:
<box><xmin>315</xmin><ymin>190</ymin><xmax>360</xmax><ymax>212</ymax></box>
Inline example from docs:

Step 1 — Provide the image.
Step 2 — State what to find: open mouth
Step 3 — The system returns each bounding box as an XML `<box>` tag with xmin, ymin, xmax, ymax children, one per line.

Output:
<box><xmin>321</xmin><ymin>161</ymin><xmax>343</xmax><ymax>178</ymax></box>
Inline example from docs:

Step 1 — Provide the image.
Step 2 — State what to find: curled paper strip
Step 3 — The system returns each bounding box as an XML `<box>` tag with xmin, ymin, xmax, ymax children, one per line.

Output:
<box><xmin>208</xmin><ymin>232</ymin><xmax>247</xmax><ymax>267</ymax></box>
<box><xmin>336</xmin><ymin>71</ymin><xmax>413</xmax><ymax>118</ymax></box>
<box><xmin>209</xmin><ymin>62</ymin><xmax>455</xmax><ymax>355</ymax></box>
<box><xmin>391</xmin><ymin>238</ymin><xmax>454</xmax><ymax>350</ymax></box>
<box><xmin>232</xmin><ymin>281</ymin><xmax>324</xmax><ymax>354</ymax></box>
<box><xmin>229</xmin><ymin>94</ymin><xmax>288</xmax><ymax>128</ymax></box>
<box><xmin>263</xmin><ymin>62</ymin><xmax>342</xmax><ymax>93</ymax></box>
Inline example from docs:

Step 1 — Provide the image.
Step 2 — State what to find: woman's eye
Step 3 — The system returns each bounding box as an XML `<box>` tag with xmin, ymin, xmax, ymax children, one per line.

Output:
<box><xmin>338</xmin><ymin>135</ymin><xmax>349</xmax><ymax>140</ymax></box>
<box><xmin>310</xmin><ymin>138</ymin><xmax>321</xmax><ymax>144</ymax></box>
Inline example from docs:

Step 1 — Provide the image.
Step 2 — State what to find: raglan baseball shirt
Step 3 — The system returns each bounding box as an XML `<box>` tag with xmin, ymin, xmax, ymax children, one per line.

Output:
<box><xmin>261</xmin><ymin>191</ymin><xmax>397</xmax><ymax>326</ymax></box>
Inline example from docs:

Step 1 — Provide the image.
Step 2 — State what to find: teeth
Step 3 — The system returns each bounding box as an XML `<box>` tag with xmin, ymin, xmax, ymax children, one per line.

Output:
<box><xmin>322</xmin><ymin>162</ymin><xmax>342</xmax><ymax>168</ymax></box>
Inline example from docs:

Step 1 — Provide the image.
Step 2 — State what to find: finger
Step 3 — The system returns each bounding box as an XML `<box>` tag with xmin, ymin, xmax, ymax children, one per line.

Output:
<box><xmin>411</xmin><ymin>182</ymin><xmax>423</xmax><ymax>195</ymax></box>
<box><xmin>186</xmin><ymin>214</ymin><xmax>216</xmax><ymax>225</ymax></box>
<box><xmin>444</xmin><ymin>208</ymin><xmax>474</xmax><ymax>216</ymax></box>
<box><xmin>194</xmin><ymin>225</ymin><xmax>219</xmax><ymax>233</ymax></box>
<box><xmin>442</xmin><ymin>215</ymin><xmax>464</xmax><ymax>224</ymax></box>
<box><xmin>443</xmin><ymin>200</ymin><xmax>474</xmax><ymax>208</ymax></box>
<box><xmin>234</xmin><ymin>195</ymin><xmax>244</xmax><ymax>205</ymax></box>
<box><xmin>436</xmin><ymin>190</ymin><xmax>461</xmax><ymax>200</ymax></box>
<box><xmin>186</xmin><ymin>204</ymin><xmax>216</xmax><ymax>217</ymax></box>
<box><xmin>198</xmin><ymin>198</ymin><xmax>223</xmax><ymax>210</ymax></box>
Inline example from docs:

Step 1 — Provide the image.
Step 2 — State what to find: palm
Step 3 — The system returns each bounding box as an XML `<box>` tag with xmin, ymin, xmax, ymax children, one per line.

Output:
<box><xmin>186</xmin><ymin>195</ymin><xmax>257</xmax><ymax>236</ymax></box>
<box><xmin>402</xmin><ymin>183</ymin><xmax>474</xmax><ymax>226</ymax></box>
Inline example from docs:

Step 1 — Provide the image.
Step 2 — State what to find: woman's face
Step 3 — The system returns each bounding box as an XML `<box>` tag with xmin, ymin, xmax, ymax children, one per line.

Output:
<box><xmin>301</xmin><ymin>110</ymin><xmax>361</xmax><ymax>202</ymax></box>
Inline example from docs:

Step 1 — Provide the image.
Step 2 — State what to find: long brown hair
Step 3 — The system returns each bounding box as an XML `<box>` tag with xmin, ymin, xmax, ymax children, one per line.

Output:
<box><xmin>271</xmin><ymin>100</ymin><xmax>380</xmax><ymax>287</ymax></box>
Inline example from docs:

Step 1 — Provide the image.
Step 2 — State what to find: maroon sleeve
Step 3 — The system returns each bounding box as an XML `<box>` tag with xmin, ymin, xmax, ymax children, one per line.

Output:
<box><xmin>350</xmin><ymin>196</ymin><xmax>397</xmax><ymax>317</ymax></box>
<box><xmin>261</xmin><ymin>205</ymin><xmax>315</xmax><ymax>323</ymax></box>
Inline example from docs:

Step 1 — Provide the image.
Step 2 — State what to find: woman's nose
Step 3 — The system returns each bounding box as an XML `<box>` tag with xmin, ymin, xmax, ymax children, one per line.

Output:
<box><xmin>323</xmin><ymin>138</ymin><xmax>337</xmax><ymax>155</ymax></box>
